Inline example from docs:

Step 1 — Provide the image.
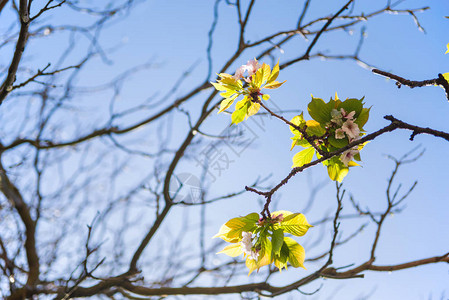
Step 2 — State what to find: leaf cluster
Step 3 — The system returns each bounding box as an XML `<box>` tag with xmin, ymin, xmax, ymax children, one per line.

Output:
<box><xmin>214</xmin><ymin>211</ymin><xmax>312</xmax><ymax>274</ymax></box>
<box><xmin>212</xmin><ymin>60</ymin><xmax>285</xmax><ymax>124</ymax></box>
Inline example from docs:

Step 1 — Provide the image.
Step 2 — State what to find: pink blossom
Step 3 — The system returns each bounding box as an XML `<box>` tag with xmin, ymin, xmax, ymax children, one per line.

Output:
<box><xmin>245</xmin><ymin>59</ymin><xmax>261</xmax><ymax>76</ymax></box>
<box><xmin>335</xmin><ymin>128</ymin><xmax>345</xmax><ymax>139</ymax></box>
<box><xmin>233</xmin><ymin>59</ymin><xmax>262</xmax><ymax>81</ymax></box>
<box><xmin>340</xmin><ymin>148</ymin><xmax>359</xmax><ymax>166</ymax></box>
<box><xmin>341</xmin><ymin>119</ymin><xmax>360</xmax><ymax>140</ymax></box>
<box><xmin>341</xmin><ymin>108</ymin><xmax>356</xmax><ymax>120</ymax></box>
<box><xmin>233</xmin><ymin>65</ymin><xmax>246</xmax><ymax>79</ymax></box>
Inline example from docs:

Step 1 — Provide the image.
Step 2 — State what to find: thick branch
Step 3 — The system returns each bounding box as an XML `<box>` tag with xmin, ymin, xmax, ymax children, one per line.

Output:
<box><xmin>0</xmin><ymin>160</ymin><xmax>39</xmax><ymax>295</ymax></box>
<box><xmin>0</xmin><ymin>0</ymin><xmax>30</xmax><ymax>105</ymax></box>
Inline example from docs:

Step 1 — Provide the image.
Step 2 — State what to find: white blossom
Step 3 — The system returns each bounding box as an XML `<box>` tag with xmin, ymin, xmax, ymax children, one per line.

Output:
<box><xmin>240</xmin><ymin>232</ymin><xmax>259</xmax><ymax>260</ymax></box>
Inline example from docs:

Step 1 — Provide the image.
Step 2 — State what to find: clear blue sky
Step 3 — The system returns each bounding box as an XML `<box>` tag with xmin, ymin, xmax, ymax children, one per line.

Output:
<box><xmin>1</xmin><ymin>0</ymin><xmax>448</xmax><ymax>299</ymax></box>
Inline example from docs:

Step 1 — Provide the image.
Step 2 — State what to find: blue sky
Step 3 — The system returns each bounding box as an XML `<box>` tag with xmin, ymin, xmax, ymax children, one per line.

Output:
<box><xmin>1</xmin><ymin>0</ymin><xmax>448</xmax><ymax>299</ymax></box>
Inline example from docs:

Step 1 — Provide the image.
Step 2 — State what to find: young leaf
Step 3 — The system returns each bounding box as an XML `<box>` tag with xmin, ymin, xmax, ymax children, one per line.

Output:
<box><xmin>246</xmin><ymin>235</ymin><xmax>272</xmax><ymax>275</ymax></box>
<box><xmin>280</xmin><ymin>214</ymin><xmax>312</xmax><ymax>236</ymax></box>
<box><xmin>289</xmin><ymin>113</ymin><xmax>305</xmax><ymax>134</ymax></box>
<box><xmin>356</xmin><ymin>107</ymin><xmax>371</xmax><ymax>129</ymax></box>
<box><xmin>213</xmin><ymin>224</ymin><xmax>239</xmax><ymax>242</ymax></box>
<box><xmin>284</xmin><ymin>237</ymin><xmax>306</xmax><ymax>269</ymax></box>
<box><xmin>327</xmin><ymin>162</ymin><xmax>349</xmax><ymax>182</ymax></box>
<box><xmin>247</xmin><ymin>102</ymin><xmax>261</xmax><ymax>117</ymax></box>
<box><xmin>218</xmin><ymin>94</ymin><xmax>238</xmax><ymax>114</ymax></box>
<box><xmin>254</xmin><ymin>66</ymin><xmax>264</xmax><ymax>88</ymax></box>
<box><xmin>338</xmin><ymin>98</ymin><xmax>363</xmax><ymax>118</ymax></box>
<box><xmin>220</xmin><ymin>76</ymin><xmax>243</xmax><ymax>91</ymax></box>
<box><xmin>274</xmin><ymin>241</ymin><xmax>290</xmax><ymax>271</ymax></box>
<box><xmin>328</xmin><ymin>134</ymin><xmax>348</xmax><ymax>149</ymax></box>
<box><xmin>232</xmin><ymin>98</ymin><xmax>250</xmax><ymax>124</ymax></box>
<box><xmin>292</xmin><ymin>147</ymin><xmax>315</xmax><ymax>168</ymax></box>
<box><xmin>305</xmin><ymin>120</ymin><xmax>326</xmax><ymax>136</ymax></box>
<box><xmin>271</xmin><ymin>210</ymin><xmax>294</xmax><ymax>220</ymax></box>
<box><xmin>241</xmin><ymin>212</ymin><xmax>260</xmax><ymax>223</ymax></box>
<box><xmin>246</xmin><ymin>250</ymin><xmax>271</xmax><ymax>275</ymax></box>
<box><xmin>308</xmin><ymin>97</ymin><xmax>332</xmax><ymax>124</ymax></box>
<box><xmin>211</xmin><ymin>82</ymin><xmax>227</xmax><ymax>91</ymax></box>
<box><xmin>272</xmin><ymin>229</ymin><xmax>284</xmax><ymax>256</ymax></box>
<box><xmin>290</xmin><ymin>135</ymin><xmax>310</xmax><ymax>150</ymax></box>
<box><xmin>262</xmin><ymin>63</ymin><xmax>271</xmax><ymax>84</ymax></box>
<box><xmin>264</xmin><ymin>80</ymin><xmax>286</xmax><ymax>89</ymax></box>
<box><xmin>214</xmin><ymin>213</ymin><xmax>258</xmax><ymax>241</ymax></box>
<box><xmin>220</xmin><ymin>89</ymin><xmax>236</xmax><ymax>98</ymax></box>
<box><xmin>217</xmin><ymin>243</ymin><xmax>243</xmax><ymax>257</ymax></box>
<box><xmin>267</xmin><ymin>61</ymin><xmax>279</xmax><ymax>83</ymax></box>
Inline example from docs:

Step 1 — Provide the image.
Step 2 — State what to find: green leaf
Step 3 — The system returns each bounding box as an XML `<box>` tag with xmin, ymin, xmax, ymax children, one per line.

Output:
<box><xmin>246</xmin><ymin>235</ymin><xmax>272</xmax><ymax>275</ymax></box>
<box><xmin>254</xmin><ymin>66</ymin><xmax>264</xmax><ymax>88</ymax></box>
<box><xmin>267</xmin><ymin>61</ymin><xmax>279</xmax><ymax>83</ymax></box>
<box><xmin>213</xmin><ymin>224</ymin><xmax>240</xmax><ymax>242</ymax></box>
<box><xmin>247</xmin><ymin>102</ymin><xmax>261</xmax><ymax>117</ymax></box>
<box><xmin>217</xmin><ymin>243</ymin><xmax>243</xmax><ymax>257</ymax></box>
<box><xmin>338</xmin><ymin>98</ymin><xmax>363</xmax><ymax>118</ymax></box>
<box><xmin>261</xmin><ymin>63</ymin><xmax>271</xmax><ymax>84</ymax></box>
<box><xmin>213</xmin><ymin>213</ymin><xmax>258</xmax><ymax>242</ymax></box>
<box><xmin>246</xmin><ymin>250</ymin><xmax>271</xmax><ymax>275</ymax></box>
<box><xmin>280</xmin><ymin>213</ymin><xmax>312</xmax><ymax>236</ymax></box>
<box><xmin>260</xmin><ymin>233</ymin><xmax>272</xmax><ymax>259</ymax></box>
<box><xmin>289</xmin><ymin>113</ymin><xmax>305</xmax><ymax>134</ymax></box>
<box><xmin>274</xmin><ymin>241</ymin><xmax>289</xmax><ymax>271</ymax></box>
<box><xmin>211</xmin><ymin>82</ymin><xmax>227</xmax><ymax>91</ymax></box>
<box><xmin>231</xmin><ymin>98</ymin><xmax>250</xmax><ymax>124</ymax></box>
<box><xmin>328</xmin><ymin>134</ymin><xmax>348</xmax><ymax>148</ymax></box>
<box><xmin>307</xmin><ymin>97</ymin><xmax>333</xmax><ymax>124</ymax></box>
<box><xmin>290</xmin><ymin>135</ymin><xmax>310</xmax><ymax>150</ymax></box>
<box><xmin>271</xmin><ymin>210</ymin><xmax>294</xmax><ymax>219</ymax></box>
<box><xmin>219</xmin><ymin>76</ymin><xmax>243</xmax><ymax>91</ymax></box>
<box><xmin>264</xmin><ymin>80</ymin><xmax>286</xmax><ymax>89</ymax></box>
<box><xmin>327</xmin><ymin>162</ymin><xmax>349</xmax><ymax>182</ymax></box>
<box><xmin>241</xmin><ymin>213</ymin><xmax>260</xmax><ymax>223</ymax></box>
<box><xmin>218</xmin><ymin>94</ymin><xmax>238</xmax><ymax>114</ymax></box>
<box><xmin>272</xmin><ymin>229</ymin><xmax>284</xmax><ymax>256</ymax></box>
<box><xmin>292</xmin><ymin>147</ymin><xmax>315</xmax><ymax>168</ymax></box>
<box><xmin>284</xmin><ymin>237</ymin><xmax>306</xmax><ymax>269</ymax></box>
<box><xmin>305</xmin><ymin>120</ymin><xmax>326</xmax><ymax>136</ymax></box>
<box><xmin>220</xmin><ymin>89</ymin><xmax>236</xmax><ymax>98</ymax></box>
<box><xmin>356</xmin><ymin>107</ymin><xmax>371</xmax><ymax>129</ymax></box>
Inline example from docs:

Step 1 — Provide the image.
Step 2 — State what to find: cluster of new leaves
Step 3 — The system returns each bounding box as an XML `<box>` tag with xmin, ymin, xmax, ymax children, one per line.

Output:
<box><xmin>212</xmin><ymin>59</ymin><xmax>286</xmax><ymax>124</ymax></box>
<box><xmin>214</xmin><ymin>211</ymin><xmax>312</xmax><ymax>274</ymax></box>
<box><xmin>290</xmin><ymin>94</ymin><xmax>370</xmax><ymax>182</ymax></box>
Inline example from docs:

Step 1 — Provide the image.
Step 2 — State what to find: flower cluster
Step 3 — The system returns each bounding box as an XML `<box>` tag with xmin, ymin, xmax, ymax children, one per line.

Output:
<box><xmin>211</xmin><ymin>59</ymin><xmax>286</xmax><ymax>124</ymax></box>
<box><xmin>234</xmin><ymin>59</ymin><xmax>261</xmax><ymax>81</ymax></box>
<box><xmin>329</xmin><ymin>108</ymin><xmax>362</xmax><ymax>166</ymax></box>
<box><xmin>290</xmin><ymin>94</ymin><xmax>370</xmax><ymax>182</ymax></box>
<box><xmin>215</xmin><ymin>211</ymin><xmax>311</xmax><ymax>274</ymax></box>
